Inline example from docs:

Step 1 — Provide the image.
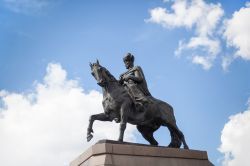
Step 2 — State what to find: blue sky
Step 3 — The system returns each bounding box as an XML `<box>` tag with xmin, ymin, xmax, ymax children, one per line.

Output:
<box><xmin>0</xmin><ymin>0</ymin><xmax>250</xmax><ymax>166</ymax></box>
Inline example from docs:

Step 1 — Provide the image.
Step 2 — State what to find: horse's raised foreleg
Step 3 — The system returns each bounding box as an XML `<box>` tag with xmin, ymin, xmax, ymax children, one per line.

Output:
<box><xmin>118</xmin><ymin>103</ymin><xmax>130</xmax><ymax>142</ymax></box>
<box><xmin>87</xmin><ymin>113</ymin><xmax>112</xmax><ymax>142</ymax></box>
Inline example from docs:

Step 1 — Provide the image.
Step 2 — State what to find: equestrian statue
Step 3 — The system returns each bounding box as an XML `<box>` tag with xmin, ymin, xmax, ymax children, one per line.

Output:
<box><xmin>87</xmin><ymin>53</ymin><xmax>189</xmax><ymax>149</ymax></box>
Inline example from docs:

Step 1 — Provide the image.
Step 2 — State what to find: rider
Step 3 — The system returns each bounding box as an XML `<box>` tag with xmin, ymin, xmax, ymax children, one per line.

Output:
<box><xmin>119</xmin><ymin>53</ymin><xmax>152</xmax><ymax>111</ymax></box>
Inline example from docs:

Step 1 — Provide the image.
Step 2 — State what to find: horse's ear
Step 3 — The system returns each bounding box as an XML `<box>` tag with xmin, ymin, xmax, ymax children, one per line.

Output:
<box><xmin>96</xmin><ymin>59</ymin><xmax>99</xmax><ymax>65</ymax></box>
<box><xmin>89</xmin><ymin>62</ymin><xmax>93</xmax><ymax>69</ymax></box>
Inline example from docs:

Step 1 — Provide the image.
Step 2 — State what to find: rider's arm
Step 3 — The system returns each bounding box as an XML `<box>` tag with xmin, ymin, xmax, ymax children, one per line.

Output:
<box><xmin>127</xmin><ymin>66</ymin><xmax>143</xmax><ymax>83</ymax></box>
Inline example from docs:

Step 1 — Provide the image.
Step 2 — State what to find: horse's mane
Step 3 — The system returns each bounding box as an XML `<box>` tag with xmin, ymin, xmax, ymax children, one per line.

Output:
<box><xmin>102</xmin><ymin>66</ymin><xmax>117</xmax><ymax>82</ymax></box>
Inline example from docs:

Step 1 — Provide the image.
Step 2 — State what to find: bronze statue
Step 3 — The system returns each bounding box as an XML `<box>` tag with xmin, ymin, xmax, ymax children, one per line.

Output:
<box><xmin>87</xmin><ymin>54</ymin><xmax>189</xmax><ymax>149</ymax></box>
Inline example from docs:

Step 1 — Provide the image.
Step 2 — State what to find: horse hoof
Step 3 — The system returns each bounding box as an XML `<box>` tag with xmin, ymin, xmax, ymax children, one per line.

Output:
<box><xmin>87</xmin><ymin>128</ymin><xmax>94</xmax><ymax>133</ymax></box>
<box><xmin>87</xmin><ymin>134</ymin><xmax>93</xmax><ymax>142</ymax></box>
<box><xmin>184</xmin><ymin>145</ymin><xmax>189</xmax><ymax>149</ymax></box>
<box><xmin>114</xmin><ymin>118</ymin><xmax>120</xmax><ymax>123</ymax></box>
<box><xmin>168</xmin><ymin>143</ymin><xmax>180</xmax><ymax>148</ymax></box>
<box><xmin>167</xmin><ymin>144</ymin><xmax>174</xmax><ymax>148</ymax></box>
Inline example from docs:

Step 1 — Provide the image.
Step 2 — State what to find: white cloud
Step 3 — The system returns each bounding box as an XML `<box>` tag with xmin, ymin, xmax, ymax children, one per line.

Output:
<box><xmin>187</xmin><ymin>36</ymin><xmax>221</xmax><ymax>56</ymax></box>
<box><xmin>147</xmin><ymin>1</ymin><xmax>250</xmax><ymax>70</ymax></box>
<box><xmin>0</xmin><ymin>63</ymin><xmax>136</xmax><ymax>166</ymax></box>
<box><xmin>147</xmin><ymin>0</ymin><xmax>223</xmax><ymax>35</ymax></box>
<box><xmin>221</xmin><ymin>55</ymin><xmax>234</xmax><ymax>72</ymax></box>
<box><xmin>192</xmin><ymin>55</ymin><xmax>213</xmax><ymax>70</ymax></box>
<box><xmin>146</xmin><ymin>0</ymin><xmax>224</xmax><ymax>70</ymax></box>
<box><xmin>223</xmin><ymin>3</ymin><xmax>250</xmax><ymax>60</ymax></box>
<box><xmin>219</xmin><ymin>99</ymin><xmax>250</xmax><ymax>166</ymax></box>
<box><xmin>3</xmin><ymin>0</ymin><xmax>55</xmax><ymax>14</ymax></box>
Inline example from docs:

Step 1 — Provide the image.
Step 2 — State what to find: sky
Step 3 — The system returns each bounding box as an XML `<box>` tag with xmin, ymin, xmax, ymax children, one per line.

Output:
<box><xmin>0</xmin><ymin>0</ymin><xmax>250</xmax><ymax>166</ymax></box>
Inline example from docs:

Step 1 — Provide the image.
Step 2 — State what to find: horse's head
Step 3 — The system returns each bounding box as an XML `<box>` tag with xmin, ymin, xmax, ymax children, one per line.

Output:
<box><xmin>90</xmin><ymin>60</ymin><xmax>116</xmax><ymax>87</ymax></box>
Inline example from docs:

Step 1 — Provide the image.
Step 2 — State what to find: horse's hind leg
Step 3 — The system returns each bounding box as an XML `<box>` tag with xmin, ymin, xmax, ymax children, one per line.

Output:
<box><xmin>159</xmin><ymin>105</ymin><xmax>189</xmax><ymax>149</ymax></box>
<box><xmin>176</xmin><ymin>126</ymin><xmax>189</xmax><ymax>149</ymax></box>
<box><xmin>137</xmin><ymin>125</ymin><xmax>159</xmax><ymax>146</ymax></box>
<box><xmin>167</xmin><ymin>123</ymin><xmax>189</xmax><ymax>149</ymax></box>
<box><xmin>165</xmin><ymin>124</ymin><xmax>181</xmax><ymax>148</ymax></box>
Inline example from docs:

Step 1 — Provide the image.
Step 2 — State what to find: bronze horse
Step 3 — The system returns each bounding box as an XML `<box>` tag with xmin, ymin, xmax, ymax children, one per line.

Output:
<box><xmin>87</xmin><ymin>60</ymin><xmax>189</xmax><ymax>149</ymax></box>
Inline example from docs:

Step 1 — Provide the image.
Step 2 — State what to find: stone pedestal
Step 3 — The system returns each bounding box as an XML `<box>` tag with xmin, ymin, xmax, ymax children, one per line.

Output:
<box><xmin>70</xmin><ymin>140</ymin><xmax>213</xmax><ymax>166</ymax></box>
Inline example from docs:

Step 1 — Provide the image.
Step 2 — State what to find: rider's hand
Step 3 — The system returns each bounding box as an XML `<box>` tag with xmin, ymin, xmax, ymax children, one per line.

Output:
<box><xmin>123</xmin><ymin>75</ymin><xmax>131</xmax><ymax>81</ymax></box>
